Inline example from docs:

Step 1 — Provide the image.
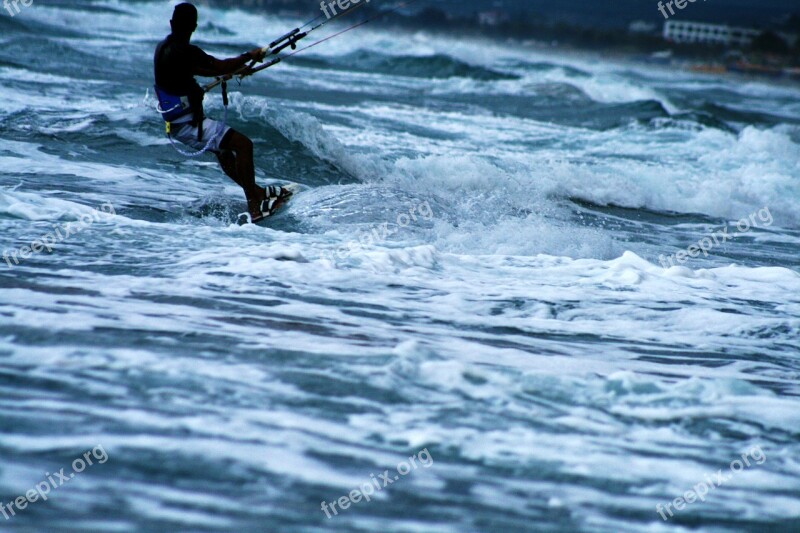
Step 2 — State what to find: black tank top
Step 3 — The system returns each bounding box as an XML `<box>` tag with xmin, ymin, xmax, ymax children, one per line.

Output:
<box><xmin>154</xmin><ymin>35</ymin><xmax>213</xmax><ymax>120</ymax></box>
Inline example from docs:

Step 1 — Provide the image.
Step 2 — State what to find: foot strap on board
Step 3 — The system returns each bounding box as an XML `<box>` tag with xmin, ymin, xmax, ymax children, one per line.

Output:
<box><xmin>261</xmin><ymin>185</ymin><xmax>294</xmax><ymax>214</ymax></box>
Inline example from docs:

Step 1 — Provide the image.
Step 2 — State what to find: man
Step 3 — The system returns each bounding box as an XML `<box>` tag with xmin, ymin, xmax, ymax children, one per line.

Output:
<box><xmin>154</xmin><ymin>2</ymin><xmax>287</xmax><ymax>222</ymax></box>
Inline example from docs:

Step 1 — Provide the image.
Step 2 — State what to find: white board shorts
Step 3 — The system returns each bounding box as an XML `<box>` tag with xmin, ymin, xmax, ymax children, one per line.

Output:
<box><xmin>171</xmin><ymin>116</ymin><xmax>231</xmax><ymax>153</ymax></box>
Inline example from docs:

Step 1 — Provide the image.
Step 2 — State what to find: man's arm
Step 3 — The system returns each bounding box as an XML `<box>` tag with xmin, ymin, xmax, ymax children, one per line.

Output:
<box><xmin>194</xmin><ymin>48</ymin><xmax>267</xmax><ymax>77</ymax></box>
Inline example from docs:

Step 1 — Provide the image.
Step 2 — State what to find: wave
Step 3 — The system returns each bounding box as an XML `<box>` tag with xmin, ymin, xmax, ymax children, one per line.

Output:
<box><xmin>700</xmin><ymin>102</ymin><xmax>800</xmax><ymax>128</ymax></box>
<box><xmin>257</xmin><ymin>100</ymin><xmax>800</xmax><ymax>235</ymax></box>
<box><xmin>648</xmin><ymin>112</ymin><xmax>738</xmax><ymax>133</ymax></box>
<box><xmin>249</xmin><ymin>105</ymin><xmax>616</xmax><ymax>258</ymax></box>
<box><xmin>292</xmin><ymin>50</ymin><xmax>519</xmax><ymax>81</ymax></box>
<box><xmin>542</xmin><ymin>68</ymin><xmax>678</xmax><ymax>113</ymax></box>
<box><xmin>542</xmin><ymin>125</ymin><xmax>800</xmax><ymax>228</ymax></box>
<box><xmin>504</xmin><ymin>60</ymin><xmax>591</xmax><ymax>78</ymax></box>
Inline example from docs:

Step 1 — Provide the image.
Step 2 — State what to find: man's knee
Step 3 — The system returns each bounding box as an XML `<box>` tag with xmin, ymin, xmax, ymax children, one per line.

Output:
<box><xmin>220</xmin><ymin>130</ymin><xmax>252</xmax><ymax>152</ymax></box>
<box><xmin>228</xmin><ymin>132</ymin><xmax>253</xmax><ymax>155</ymax></box>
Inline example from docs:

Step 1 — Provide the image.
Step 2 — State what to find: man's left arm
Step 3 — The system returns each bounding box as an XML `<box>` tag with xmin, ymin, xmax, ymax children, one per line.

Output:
<box><xmin>192</xmin><ymin>47</ymin><xmax>266</xmax><ymax>77</ymax></box>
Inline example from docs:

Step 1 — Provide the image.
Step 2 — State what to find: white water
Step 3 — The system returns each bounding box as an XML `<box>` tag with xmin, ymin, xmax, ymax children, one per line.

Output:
<box><xmin>0</xmin><ymin>1</ymin><xmax>798</xmax><ymax>531</ymax></box>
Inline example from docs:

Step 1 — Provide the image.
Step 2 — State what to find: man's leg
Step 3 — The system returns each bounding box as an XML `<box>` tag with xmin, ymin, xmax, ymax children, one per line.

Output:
<box><xmin>215</xmin><ymin>149</ymin><xmax>242</xmax><ymax>188</ymax></box>
<box><xmin>218</xmin><ymin>129</ymin><xmax>266</xmax><ymax>215</ymax></box>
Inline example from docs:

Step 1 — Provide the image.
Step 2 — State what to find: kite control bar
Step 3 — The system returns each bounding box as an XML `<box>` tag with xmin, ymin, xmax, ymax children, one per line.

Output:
<box><xmin>270</xmin><ymin>28</ymin><xmax>298</xmax><ymax>48</ymax></box>
<box><xmin>203</xmin><ymin>27</ymin><xmax>308</xmax><ymax>93</ymax></box>
<box><xmin>270</xmin><ymin>29</ymin><xmax>307</xmax><ymax>55</ymax></box>
<box><xmin>270</xmin><ymin>28</ymin><xmax>303</xmax><ymax>51</ymax></box>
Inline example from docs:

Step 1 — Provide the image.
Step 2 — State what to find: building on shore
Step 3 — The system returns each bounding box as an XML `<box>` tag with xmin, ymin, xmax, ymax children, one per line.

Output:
<box><xmin>663</xmin><ymin>20</ymin><xmax>760</xmax><ymax>47</ymax></box>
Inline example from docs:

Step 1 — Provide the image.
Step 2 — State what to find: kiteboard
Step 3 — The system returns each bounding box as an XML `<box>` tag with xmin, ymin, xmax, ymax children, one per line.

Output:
<box><xmin>237</xmin><ymin>183</ymin><xmax>301</xmax><ymax>226</ymax></box>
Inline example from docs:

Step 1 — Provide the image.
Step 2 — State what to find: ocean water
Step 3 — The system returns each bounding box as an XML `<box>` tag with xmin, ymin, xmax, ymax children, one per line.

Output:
<box><xmin>1</xmin><ymin>1</ymin><xmax>799</xmax><ymax>532</ymax></box>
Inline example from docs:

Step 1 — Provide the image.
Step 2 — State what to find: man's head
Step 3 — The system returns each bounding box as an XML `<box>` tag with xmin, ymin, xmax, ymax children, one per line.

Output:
<box><xmin>170</xmin><ymin>2</ymin><xmax>198</xmax><ymax>40</ymax></box>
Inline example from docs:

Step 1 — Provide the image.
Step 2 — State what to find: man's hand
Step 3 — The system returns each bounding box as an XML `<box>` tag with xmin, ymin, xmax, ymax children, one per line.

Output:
<box><xmin>247</xmin><ymin>47</ymin><xmax>267</xmax><ymax>63</ymax></box>
<box><xmin>239</xmin><ymin>66</ymin><xmax>256</xmax><ymax>78</ymax></box>
<box><xmin>198</xmin><ymin>47</ymin><xmax>268</xmax><ymax>78</ymax></box>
